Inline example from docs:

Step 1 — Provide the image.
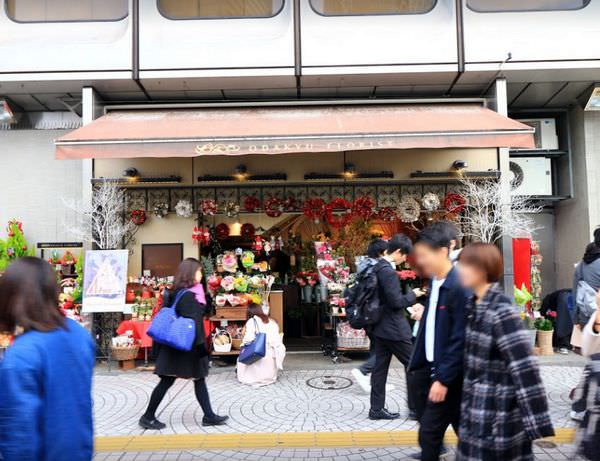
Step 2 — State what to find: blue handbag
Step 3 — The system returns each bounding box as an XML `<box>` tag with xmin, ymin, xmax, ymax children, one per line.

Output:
<box><xmin>147</xmin><ymin>289</ymin><xmax>196</xmax><ymax>351</ymax></box>
<box><xmin>239</xmin><ymin>318</ymin><xmax>267</xmax><ymax>365</ymax></box>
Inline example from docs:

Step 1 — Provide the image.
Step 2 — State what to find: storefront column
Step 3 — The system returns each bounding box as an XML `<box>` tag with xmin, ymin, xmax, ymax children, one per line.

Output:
<box><xmin>492</xmin><ymin>78</ymin><xmax>515</xmax><ymax>295</ymax></box>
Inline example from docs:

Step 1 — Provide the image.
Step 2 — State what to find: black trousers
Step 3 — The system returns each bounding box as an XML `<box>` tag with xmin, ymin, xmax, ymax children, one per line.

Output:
<box><xmin>143</xmin><ymin>375</ymin><xmax>215</xmax><ymax>420</ymax></box>
<box><xmin>409</xmin><ymin>366</ymin><xmax>462</xmax><ymax>461</ymax></box>
<box><xmin>370</xmin><ymin>336</ymin><xmax>412</xmax><ymax>411</ymax></box>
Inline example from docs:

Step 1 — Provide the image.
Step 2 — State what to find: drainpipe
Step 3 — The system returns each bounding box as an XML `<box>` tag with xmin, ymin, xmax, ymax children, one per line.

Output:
<box><xmin>293</xmin><ymin>0</ymin><xmax>302</xmax><ymax>99</ymax></box>
<box><xmin>132</xmin><ymin>0</ymin><xmax>151</xmax><ymax>100</ymax></box>
<box><xmin>446</xmin><ymin>0</ymin><xmax>465</xmax><ymax>94</ymax></box>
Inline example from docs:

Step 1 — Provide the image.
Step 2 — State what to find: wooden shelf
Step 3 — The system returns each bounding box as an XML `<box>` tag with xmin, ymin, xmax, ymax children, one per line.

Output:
<box><xmin>211</xmin><ymin>350</ymin><xmax>240</xmax><ymax>356</ymax></box>
<box><xmin>509</xmin><ymin>150</ymin><xmax>567</xmax><ymax>158</ymax></box>
<box><xmin>210</xmin><ymin>316</ymin><xmax>247</xmax><ymax>322</ymax></box>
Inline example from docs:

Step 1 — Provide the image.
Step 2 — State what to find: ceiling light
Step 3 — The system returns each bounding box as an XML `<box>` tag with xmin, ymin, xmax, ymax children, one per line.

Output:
<box><xmin>342</xmin><ymin>163</ymin><xmax>356</xmax><ymax>179</ymax></box>
<box><xmin>234</xmin><ymin>165</ymin><xmax>249</xmax><ymax>181</ymax></box>
<box><xmin>452</xmin><ymin>160</ymin><xmax>468</xmax><ymax>171</ymax></box>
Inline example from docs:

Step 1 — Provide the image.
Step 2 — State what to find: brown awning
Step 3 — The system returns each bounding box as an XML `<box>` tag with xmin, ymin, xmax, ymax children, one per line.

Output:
<box><xmin>55</xmin><ymin>103</ymin><xmax>534</xmax><ymax>159</ymax></box>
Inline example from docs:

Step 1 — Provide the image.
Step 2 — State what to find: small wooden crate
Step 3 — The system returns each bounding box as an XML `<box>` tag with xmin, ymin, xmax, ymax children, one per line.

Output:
<box><xmin>214</xmin><ymin>307</ymin><xmax>247</xmax><ymax>319</ymax></box>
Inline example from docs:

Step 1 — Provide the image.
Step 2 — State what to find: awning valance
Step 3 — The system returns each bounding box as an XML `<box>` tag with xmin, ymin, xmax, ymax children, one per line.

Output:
<box><xmin>55</xmin><ymin>103</ymin><xmax>534</xmax><ymax>159</ymax></box>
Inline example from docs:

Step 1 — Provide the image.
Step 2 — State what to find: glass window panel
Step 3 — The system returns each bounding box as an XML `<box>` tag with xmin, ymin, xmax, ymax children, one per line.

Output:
<box><xmin>158</xmin><ymin>0</ymin><xmax>284</xmax><ymax>19</ymax></box>
<box><xmin>310</xmin><ymin>0</ymin><xmax>436</xmax><ymax>15</ymax></box>
<box><xmin>467</xmin><ymin>0</ymin><xmax>589</xmax><ymax>12</ymax></box>
<box><xmin>6</xmin><ymin>0</ymin><xmax>128</xmax><ymax>22</ymax></box>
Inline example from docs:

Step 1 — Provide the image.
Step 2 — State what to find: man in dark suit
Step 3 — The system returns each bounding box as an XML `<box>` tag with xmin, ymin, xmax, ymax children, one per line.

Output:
<box><xmin>408</xmin><ymin>224</ymin><xmax>470</xmax><ymax>461</ymax></box>
<box><xmin>369</xmin><ymin>234</ymin><xmax>424</xmax><ymax>420</ymax></box>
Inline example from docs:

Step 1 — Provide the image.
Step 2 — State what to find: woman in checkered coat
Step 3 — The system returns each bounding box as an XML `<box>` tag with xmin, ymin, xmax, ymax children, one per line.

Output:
<box><xmin>457</xmin><ymin>243</ymin><xmax>554</xmax><ymax>461</ymax></box>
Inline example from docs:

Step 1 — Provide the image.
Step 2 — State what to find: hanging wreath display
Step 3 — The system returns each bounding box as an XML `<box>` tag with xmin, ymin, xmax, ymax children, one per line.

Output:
<box><xmin>192</xmin><ymin>226</ymin><xmax>211</xmax><ymax>245</ymax></box>
<box><xmin>241</xmin><ymin>223</ymin><xmax>256</xmax><ymax>238</ymax></box>
<box><xmin>375</xmin><ymin>207</ymin><xmax>397</xmax><ymax>222</ymax></box>
<box><xmin>284</xmin><ymin>196</ymin><xmax>298</xmax><ymax>212</ymax></box>
<box><xmin>352</xmin><ymin>196</ymin><xmax>375</xmax><ymax>220</ymax></box>
<box><xmin>421</xmin><ymin>193</ymin><xmax>441</xmax><ymax>212</ymax></box>
<box><xmin>199</xmin><ymin>199</ymin><xmax>218</xmax><ymax>216</ymax></box>
<box><xmin>243</xmin><ymin>196</ymin><xmax>261</xmax><ymax>213</ymax></box>
<box><xmin>175</xmin><ymin>199</ymin><xmax>193</xmax><ymax>218</ymax></box>
<box><xmin>325</xmin><ymin>198</ymin><xmax>354</xmax><ymax>229</ymax></box>
<box><xmin>444</xmin><ymin>192</ymin><xmax>466</xmax><ymax>214</ymax></box>
<box><xmin>303</xmin><ymin>198</ymin><xmax>326</xmax><ymax>223</ymax></box>
<box><xmin>397</xmin><ymin>197</ymin><xmax>421</xmax><ymax>223</ymax></box>
<box><xmin>264</xmin><ymin>197</ymin><xmax>284</xmax><ymax>218</ymax></box>
<box><xmin>131</xmin><ymin>209</ymin><xmax>147</xmax><ymax>226</ymax></box>
<box><xmin>153</xmin><ymin>202</ymin><xmax>169</xmax><ymax>219</ymax></box>
<box><xmin>215</xmin><ymin>223</ymin><xmax>230</xmax><ymax>240</ymax></box>
<box><xmin>224</xmin><ymin>201</ymin><xmax>240</xmax><ymax>218</ymax></box>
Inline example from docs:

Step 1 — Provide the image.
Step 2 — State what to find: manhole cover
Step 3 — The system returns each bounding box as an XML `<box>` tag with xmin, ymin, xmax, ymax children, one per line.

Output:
<box><xmin>306</xmin><ymin>376</ymin><xmax>353</xmax><ymax>390</ymax></box>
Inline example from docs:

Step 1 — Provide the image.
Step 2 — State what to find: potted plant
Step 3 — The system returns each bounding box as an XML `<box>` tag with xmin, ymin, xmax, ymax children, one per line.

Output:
<box><xmin>515</xmin><ymin>284</ymin><xmax>536</xmax><ymax>348</ymax></box>
<box><xmin>534</xmin><ymin>317</ymin><xmax>554</xmax><ymax>355</ymax></box>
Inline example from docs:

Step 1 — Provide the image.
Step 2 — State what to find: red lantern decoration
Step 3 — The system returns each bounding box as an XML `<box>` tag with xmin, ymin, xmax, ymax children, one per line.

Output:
<box><xmin>131</xmin><ymin>209</ymin><xmax>147</xmax><ymax>226</ymax></box>
<box><xmin>303</xmin><ymin>198</ymin><xmax>326</xmax><ymax>223</ymax></box>
<box><xmin>352</xmin><ymin>196</ymin><xmax>375</xmax><ymax>220</ymax></box>
<box><xmin>192</xmin><ymin>226</ymin><xmax>211</xmax><ymax>245</ymax></box>
<box><xmin>241</xmin><ymin>223</ymin><xmax>256</xmax><ymax>238</ymax></box>
<box><xmin>243</xmin><ymin>196</ymin><xmax>261</xmax><ymax>213</ymax></box>
<box><xmin>264</xmin><ymin>197</ymin><xmax>284</xmax><ymax>218</ymax></box>
<box><xmin>215</xmin><ymin>223</ymin><xmax>230</xmax><ymax>240</ymax></box>
<box><xmin>444</xmin><ymin>193</ymin><xmax>466</xmax><ymax>214</ymax></box>
<box><xmin>325</xmin><ymin>198</ymin><xmax>353</xmax><ymax>229</ymax></box>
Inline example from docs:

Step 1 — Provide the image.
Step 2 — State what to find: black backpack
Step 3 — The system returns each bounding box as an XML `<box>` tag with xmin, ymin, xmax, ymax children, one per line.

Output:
<box><xmin>345</xmin><ymin>261</ymin><xmax>382</xmax><ymax>329</ymax></box>
<box><xmin>573</xmin><ymin>353</ymin><xmax>600</xmax><ymax>461</ymax></box>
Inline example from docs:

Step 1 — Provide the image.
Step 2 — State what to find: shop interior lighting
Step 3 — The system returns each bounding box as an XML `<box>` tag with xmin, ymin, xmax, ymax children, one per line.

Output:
<box><xmin>0</xmin><ymin>99</ymin><xmax>15</xmax><ymax>124</ymax></box>
<box><xmin>305</xmin><ymin>168</ymin><xmax>393</xmax><ymax>181</ymax></box>
<box><xmin>451</xmin><ymin>160</ymin><xmax>468</xmax><ymax>171</ymax></box>
<box><xmin>198</xmin><ymin>165</ymin><xmax>287</xmax><ymax>182</ymax></box>
<box><xmin>584</xmin><ymin>86</ymin><xmax>600</xmax><ymax>111</ymax></box>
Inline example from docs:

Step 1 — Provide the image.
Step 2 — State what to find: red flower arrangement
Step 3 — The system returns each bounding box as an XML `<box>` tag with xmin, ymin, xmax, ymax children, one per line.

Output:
<box><xmin>199</xmin><ymin>199</ymin><xmax>218</xmax><ymax>216</ymax></box>
<box><xmin>243</xmin><ymin>196</ymin><xmax>261</xmax><ymax>213</ymax></box>
<box><xmin>303</xmin><ymin>197</ymin><xmax>326</xmax><ymax>222</ymax></box>
<box><xmin>325</xmin><ymin>198</ymin><xmax>353</xmax><ymax>229</ymax></box>
<box><xmin>131</xmin><ymin>209</ymin><xmax>147</xmax><ymax>226</ymax></box>
<box><xmin>215</xmin><ymin>223</ymin><xmax>230</xmax><ymax>240</ymax></box>
<box><xmin>295</xmin><ymin>271</ymin><xmax>318</xmax><ymax>287</ymax></box>
<box><xmin>192</xmin><ymin>226</ymin><xmax>211</xmax><ymax>245</ymax></box>
<box><xmin>353</xmin><ymin>196</ymin><xmax>375</xmax><ymax>220</ymax></box>
<box><xmin>398</xmin><ymin>270</ymin><xmax>417</xmax><ymax>280</ymax></box>
<box><xmin>264</xmin><ymin>197</ymin><xmax>284</xmax><ymax>218</ymax></box>
<box><xmin>444</xmin><ymin>192</ymin><xmax>466</xmax><ymax>214</ymax></box>
<box><xmin>241</xmin><ymin>223</ymin><xmax>256</xmax><ymax>238</ymax></box>
<box><xmin>375</xmin><ymin>207</ymin><xmax>397</xmax><ymax>222</ymax></box>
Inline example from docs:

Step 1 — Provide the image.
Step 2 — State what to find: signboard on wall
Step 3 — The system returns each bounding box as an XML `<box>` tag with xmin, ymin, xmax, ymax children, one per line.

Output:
<box><xmin>142</xmin><ymin>243</ymin><xmax>183</xmax><ymax>277</ymax></box>
<box><xmin>82</xmin><ymin>250</ymin><xmax>128</xmax><ymax>313</ymax></box>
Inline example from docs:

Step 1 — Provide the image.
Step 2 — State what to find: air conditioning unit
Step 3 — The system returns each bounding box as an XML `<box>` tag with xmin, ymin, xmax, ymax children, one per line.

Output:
<box><xmin>515</xmin><ymin>118</ymin><xmax>559</xmax><ymax>151</ymax></box>
<box><xmin>509</xmin><ymin>158</ymin><xmax>553</xmax><ymax>196</ymax></box>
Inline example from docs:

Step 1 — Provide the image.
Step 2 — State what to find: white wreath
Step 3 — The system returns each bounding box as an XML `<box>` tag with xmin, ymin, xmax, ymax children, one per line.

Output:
<box><xmin>175</xmin><ymin>199</ymin><xmax>193</xmax><ymax>218</ymax></box>
<box><xmin>397</xmin><ymin>197</ymin><xmax>421</xmax><ymax>223</ymax></box>
<box><xmin>421</xmin><ymin>193</ymin><xmax>441</xmax><ymax>212</ymax></box>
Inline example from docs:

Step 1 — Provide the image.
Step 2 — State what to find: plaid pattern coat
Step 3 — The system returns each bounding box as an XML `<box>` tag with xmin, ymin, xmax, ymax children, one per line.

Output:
<box><xmin>457</xmin><ymin>284</ymin><xmax>554</xmax><ymax>461</ymax></box>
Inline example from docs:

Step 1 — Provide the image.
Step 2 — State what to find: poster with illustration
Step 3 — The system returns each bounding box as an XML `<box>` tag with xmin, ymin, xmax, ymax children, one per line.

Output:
<box><xmin>82</xmin><ymin>250</ymin><xmax>128</xmax><ymax>313</ymax></box>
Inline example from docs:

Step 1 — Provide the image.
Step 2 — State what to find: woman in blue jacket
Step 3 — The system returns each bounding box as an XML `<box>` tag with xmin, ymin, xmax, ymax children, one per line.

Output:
<box><xmin>0</xmin><ymin>257</ymin><xmax>95</xmax><ymax>461</ymax></box>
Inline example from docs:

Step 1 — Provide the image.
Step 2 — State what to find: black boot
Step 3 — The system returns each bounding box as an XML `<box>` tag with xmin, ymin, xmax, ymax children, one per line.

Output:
<box><xmin>202</xmin><ymin>414</ymin><xmax>229</xmax><ymax>426</ymax></box>
<box><xmin>139</xmin><ymin>415</ymin><xmax>166</xmax><ymax>430</ymax></box>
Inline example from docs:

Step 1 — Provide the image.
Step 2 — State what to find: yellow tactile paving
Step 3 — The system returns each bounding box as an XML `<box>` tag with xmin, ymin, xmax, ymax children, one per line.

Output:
<box><xmin>94</xmin><ymin>428</ymin><xmax>577</xmax><ymax>453</ymax></box>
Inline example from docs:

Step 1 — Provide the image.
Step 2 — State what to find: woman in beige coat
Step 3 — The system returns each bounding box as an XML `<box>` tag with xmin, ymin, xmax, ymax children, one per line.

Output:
<box><xmin>582</xmin><ymin>289</ymin><xmax>600</xmax><ymax>357</ymax></box>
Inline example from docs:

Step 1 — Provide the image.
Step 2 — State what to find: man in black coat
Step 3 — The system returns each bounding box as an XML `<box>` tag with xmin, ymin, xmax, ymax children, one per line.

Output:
<box><xmin>369</xmin><ymin>234</ymin><xmax>424</xmax><ymax>420</ymax></box>
<box><xmin>408</xmin><ymin>225</ymin><xmax>470</xmax><ymax>461</ymax></box>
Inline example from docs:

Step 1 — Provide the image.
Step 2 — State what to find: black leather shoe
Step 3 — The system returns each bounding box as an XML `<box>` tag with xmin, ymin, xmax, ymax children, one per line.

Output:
<box><xmin>368</xmin><ymin>408</ymin><xmax>400</xmax><ymax>420</ymax></box>
<box><xmin>202</xmin><ymin>414</ymin><xmax>229</xmax><ymax>426</ymax></box>
<box><xmin>139</xmin><ymin>415</ymin><xmax>166</xmax><ymax>430</ymax></box>
<box><xmin>408</xmin><ymin>410</ymin><xmax>419</xmax><ymax>421</ymax></box>
<box><xmin>409</xmin><ymin>445</ymin><xmax>449</xmax><ymax>460</ymax></box>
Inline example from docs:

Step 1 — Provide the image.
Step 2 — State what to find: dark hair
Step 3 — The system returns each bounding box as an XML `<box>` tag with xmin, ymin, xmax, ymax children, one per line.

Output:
<box><xmin>173</xmin><ymin>258</ymin><xmax>202</xmax><ymax>290</ymax></box>
<box><xmin>595</xmin><ymin>228</ymin><xmax>600</xmax><ymax>247</ymax></box>
<box><xmin>387</xmin><ymin>234</ymin><xmax>413</xmax><ymax>256</ymax></box>
<box><xmin>367</xmin><ymin>239</ymin><xmax>388</xmax><ymax>259</ymax></box>
<box><xmin>431</xmin><ymin>220</ymin><xmax>459</xmax><ymax>243</ymax></box>
<box><xmin>416</xmin><ymin>224</ymin><xmax>453</xmax><ymax>251</ymax></box>
<box><xmin>247</xmin><ymin>303</ymin><xmax>269</xmax><ymax>324</ymax></box>
<box><xmin>458</xmin><ymin>243</ymin><xmax>503</xmax><ymax>283</ymax></box>
<box><xmin>0</xmin><ymin>257</ymin><xmax>64</xmax><ymax>333</ymax></box>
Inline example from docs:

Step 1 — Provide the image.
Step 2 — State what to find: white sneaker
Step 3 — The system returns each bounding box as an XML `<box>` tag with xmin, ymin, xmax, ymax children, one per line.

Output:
<box><xmin>352</xmin><ymin>368</ymin><xmax>371</xmax><ymax>393</ymax></box>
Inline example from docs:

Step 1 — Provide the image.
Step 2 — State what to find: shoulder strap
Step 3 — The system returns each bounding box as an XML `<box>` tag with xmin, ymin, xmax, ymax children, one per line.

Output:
<box><xmin>171</xmin><ymin>289</ymin><xmax>189</xmax><ymax>311</ymax></box>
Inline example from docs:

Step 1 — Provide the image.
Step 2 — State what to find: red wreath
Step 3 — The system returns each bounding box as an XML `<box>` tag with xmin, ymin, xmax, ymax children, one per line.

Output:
<box><xmin>375</xmin><ymin>207</ymin><xmax>397</xmax><ymax>222</ymax></box>
<box><xmin>199</xmin><ymin>199</ymin><xmax>218</xmax><ymax>216</ymax></box>
<box><xmin>241</xmin><ymin>223</ymin><xmax>256</xmax><ymax>238</ymax></box>
<box><xmin>131</xmin><ymin>209</ymin><xmax>147</xmax><ymax>226</ymax></box>
<box><xmin>215</xmin><ymin>223</ymin><xmax>230</xmax><ymax>240</ymax></box>
<box><xmin>243</xmin><ymin>196</ymin><xmax>261</xmax><ymax>213</ymax></box>
<box><xmin>264</xmin><ymin>197</ymin><xmax>284</xmax><ymax>218</ymax></box>
<box><xmin>353</xmin><ymin>196</ymin><xmax>375</xmax><ymax>220</ymax></box>
<box><xmin>325</xmin><ymin>198</ymin><xmax>353</xmax><ymax>229</ymax></box>
<box><xmin>444</xmin><ymin>193</ymin><xmax>466</xmax><ymax>214</ymax></box>
<box><xmin>284</xmin><ymin>196</ymin><xmax>298</xmax><ymax>211</ymax></box>
<box><xmin>303</xmin><ymin>198</ymin><xmax>326</xmax><ymax>222</ymax></box>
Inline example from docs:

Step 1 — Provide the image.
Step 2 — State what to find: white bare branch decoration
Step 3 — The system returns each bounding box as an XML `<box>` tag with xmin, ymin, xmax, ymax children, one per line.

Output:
<box><xmin>63</xmin><ymin>180</ymin><xmax>137</xmax><ymax>250</ymax></box>
<box><xmin>459</xmin><ymin>176</ymin><xmax>543</xmax><ymax>243</ymax></box>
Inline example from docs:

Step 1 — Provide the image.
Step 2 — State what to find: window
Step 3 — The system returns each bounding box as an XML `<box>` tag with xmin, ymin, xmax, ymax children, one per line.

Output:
<box><xmin>6</xmin><ymin>0</ymin><xmax>128</xmax><ymax>22</ymax></box>
<box><xmin>158</xmin><ymin>0</ymin><xmax>284</xmax><ymax>19</ymax></box>
<box><xmin>467</xmin><ymin>0</ymin><xmax>589</xmax><ymax>12</ymax></box>
<box><xmin>310</xmin><ymin>0</ymin><xmax>436</xmax><ymax>16</ymax></box>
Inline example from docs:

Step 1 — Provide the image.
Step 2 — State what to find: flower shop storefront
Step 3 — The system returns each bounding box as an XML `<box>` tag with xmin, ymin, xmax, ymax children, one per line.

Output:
<box><xmin>55</xmin><ymin>102</ymin><xmax>534</xmax><ymax>359</ymax></box>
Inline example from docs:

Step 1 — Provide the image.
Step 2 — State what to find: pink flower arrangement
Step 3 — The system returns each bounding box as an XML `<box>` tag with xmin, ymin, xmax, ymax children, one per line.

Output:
<box><xmin>398</xmin><ymin>270</ymin><xmax>417</xmax><ymax>281</ymax></box>
<box><xmin>221</xmin><ymin>276</ymin><xmax>235</xmax><ymax>292</ymax></box>
<box><xmin>296</xmin><ymin>272</ymin><xmax>318</xmax><ymax>287</ymax></box>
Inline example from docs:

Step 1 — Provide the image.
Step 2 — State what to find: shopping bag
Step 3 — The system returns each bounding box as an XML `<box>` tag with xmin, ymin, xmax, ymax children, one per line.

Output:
<box><xmin>239</xmin><ymin>319</ymin><xmax>267</xmax><ymax>365</ymax></box>
<box><xmin>147</xmin><ymin>289</ymin><xmax>196</xmax><ymax>351</ymax></box>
